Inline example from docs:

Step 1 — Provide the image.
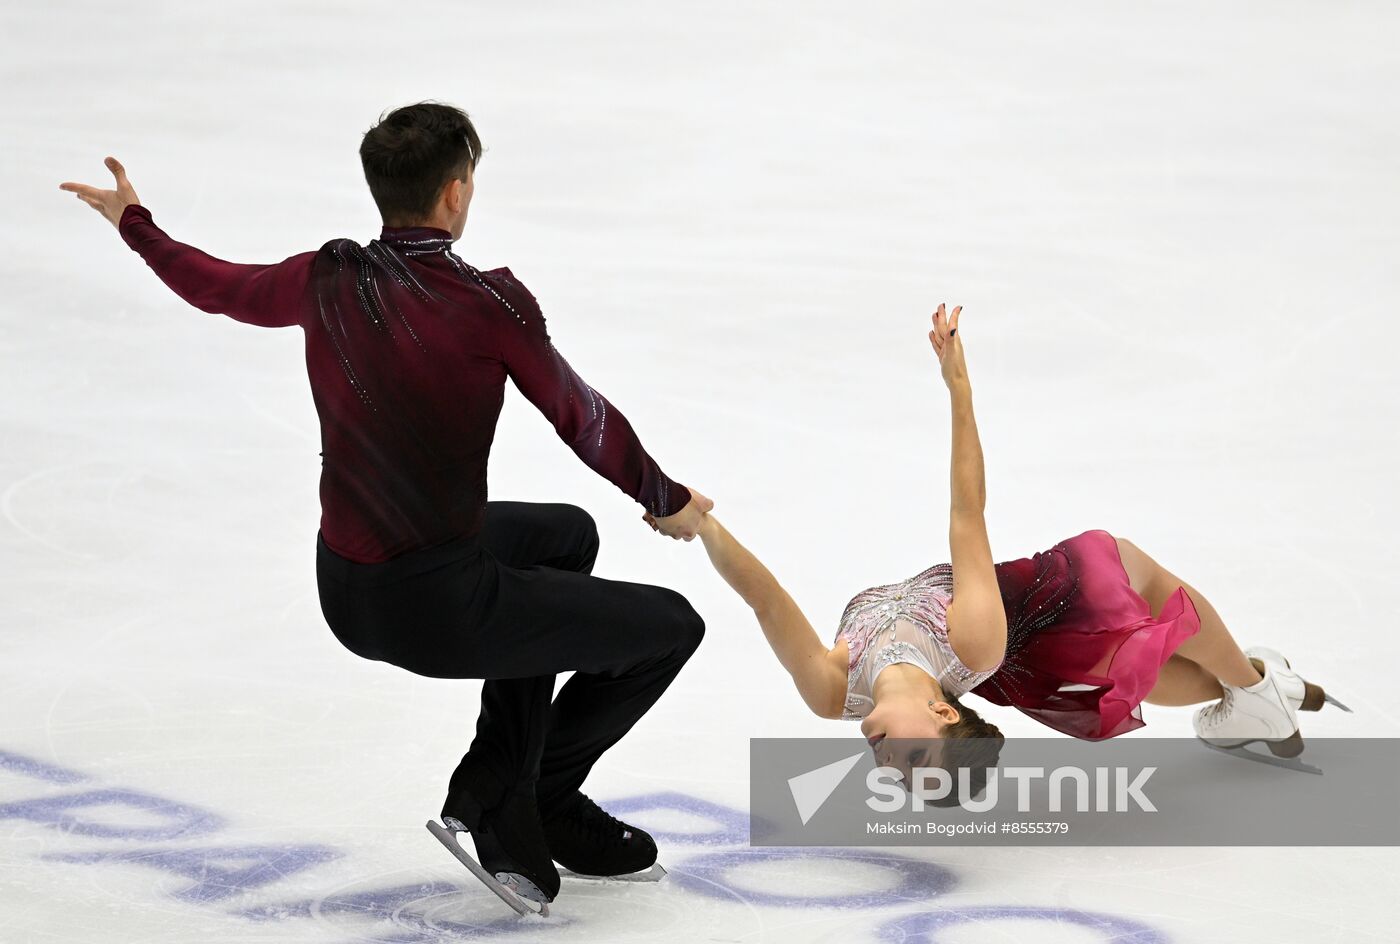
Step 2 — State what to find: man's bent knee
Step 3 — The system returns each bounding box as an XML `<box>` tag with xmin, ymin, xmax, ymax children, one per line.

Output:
<box><xmin>679</xmin><ymin>606</ymin><xmax>706</xmax><ymax>655</ymax></box>
<box><xmin>558</xmin><ymin>503</ymin><xmax>600</xmax><ymax>570</ymax></box>
<box><xmin>661</xmin><ymin>590</ymin><xmax>705</xmax><ymax>656</ymax></box>
<box><xmin>556</xmin><ymin>503</ymin><xmax>597</xmax><ymax>540</ymax></box>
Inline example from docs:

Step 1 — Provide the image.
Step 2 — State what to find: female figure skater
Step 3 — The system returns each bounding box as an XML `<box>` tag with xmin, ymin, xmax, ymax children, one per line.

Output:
<box><xmin>679</xmin><ymin>303</ymin><xmax>1347</xmax><ymax>786</ymax></box>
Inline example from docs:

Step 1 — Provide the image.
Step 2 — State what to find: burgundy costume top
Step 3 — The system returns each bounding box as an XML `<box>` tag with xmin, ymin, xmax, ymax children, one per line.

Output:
<box><xmin>118</xmin><ymin>204</ymin><xmax>690</xmax><ymax>563</ymax></box>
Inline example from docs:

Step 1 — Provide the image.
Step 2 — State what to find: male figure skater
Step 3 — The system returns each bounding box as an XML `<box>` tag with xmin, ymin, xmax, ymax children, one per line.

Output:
<box><xmin>60</xmin><ymin>101</ymin><xmax>711</xmax><ymax>912</ymax></box>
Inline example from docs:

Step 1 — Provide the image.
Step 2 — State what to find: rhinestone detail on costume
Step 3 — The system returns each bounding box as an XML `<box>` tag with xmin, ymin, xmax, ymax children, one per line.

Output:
<box><xmin>835</xmin><ymin>562</ymin><xmax>1002</xmax><ymax>721</ymax></box>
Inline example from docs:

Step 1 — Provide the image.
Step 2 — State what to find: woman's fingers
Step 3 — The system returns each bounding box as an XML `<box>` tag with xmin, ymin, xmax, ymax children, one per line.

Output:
<box><xmin>930</xmin><ymin>302</ymin><xmax>964</xmax><ymax>353</ymax></box>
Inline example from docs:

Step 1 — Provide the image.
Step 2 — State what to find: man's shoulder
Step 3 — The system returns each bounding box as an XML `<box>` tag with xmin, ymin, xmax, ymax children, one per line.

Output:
<box><xmin>314</xmin><ymin>236</ymin><xmax>363</xmax><ymax>255</ymax></box>
<box><xmin>473</xmin><ymin>266</ymin><xmax>544</xmax><ymax>316</ymax></box>
<box><xmin>475</xmin><ymin>265</ymin><xmax>521</xmax><ymax>286</ymax></box>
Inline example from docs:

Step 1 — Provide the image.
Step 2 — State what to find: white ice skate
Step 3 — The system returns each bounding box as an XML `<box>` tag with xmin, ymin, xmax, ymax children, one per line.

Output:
<box><xmin>425</xmin><ymin>818</ymin><xmax>550</xmax><ymax>918</ymax></box>
<box><xmin>1244</xmin><ymin>645</ymin><xmax>1353</xmax><ymax>713</ymax></box>
<box><xmin>1193</xmin><ymin>660</ymin><xmax>1321</xmax><ymax>775</ymax></box>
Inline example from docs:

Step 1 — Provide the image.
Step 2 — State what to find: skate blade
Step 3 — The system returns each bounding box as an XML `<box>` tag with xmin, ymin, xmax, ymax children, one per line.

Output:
<box><xmin>1249</xmin><ymin>654</ymin><xmax>1352</xmax><ymax>715</ymax></box>
<box><xmin>425</xmin><ymin>820</ymin><xmax>550</xmax><ymax>918</ymax></box>
<box><xmin>1199</xmin><ymin>739</ymin><xmax>1323</xmax><ymax>775</ymax></box>
<box><xmin>559</xmin><ymin>862</ymin><xmax>667</xmax><ymax>883</ymax></box>
<box><xmin>1202</xmin><ymin>727</ymin><xmax>1304</xmax><ymax>758</ymax></box>
<box><xmin>1300</xmin><ymin>681</ymin><xmax>1354</xmax><ymax>714</ymax></box>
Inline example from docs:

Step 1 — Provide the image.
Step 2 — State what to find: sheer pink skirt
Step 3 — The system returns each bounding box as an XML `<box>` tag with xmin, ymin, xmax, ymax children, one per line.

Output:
<box><xmin>971</xmin><ymin>528</ymin><xmax>1200</xmax><ymax>740</ymax></box>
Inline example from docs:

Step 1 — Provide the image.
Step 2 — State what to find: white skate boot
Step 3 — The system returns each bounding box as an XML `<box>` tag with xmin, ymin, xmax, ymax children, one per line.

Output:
<box><xmin>1193</xmin><ymin>660</ymin><xmax>1319</xmax><ymax>774</ymax></box>
<box><xmin>1244</xmin><ymin>645</ymin><xmax>1352</xmax><ymax>713</ymax></box>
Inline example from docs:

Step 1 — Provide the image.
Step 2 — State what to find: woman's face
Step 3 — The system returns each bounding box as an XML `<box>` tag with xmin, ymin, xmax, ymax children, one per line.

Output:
<box><xmin>860</xmin><ymin>699</ymin><xmax>958</xmax><ymax>785</ymax></box>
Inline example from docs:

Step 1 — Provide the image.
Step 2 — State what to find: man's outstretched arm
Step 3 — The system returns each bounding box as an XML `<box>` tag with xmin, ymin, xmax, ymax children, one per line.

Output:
<box><xmin>491</xmin><ymin>269</ymin><xmax>710</xmax><ymax>537</ymax></box>
<box><xmin>61</xmin><ymin>157</ymin><xmax>314</xmax><ymax>328</ymax></box>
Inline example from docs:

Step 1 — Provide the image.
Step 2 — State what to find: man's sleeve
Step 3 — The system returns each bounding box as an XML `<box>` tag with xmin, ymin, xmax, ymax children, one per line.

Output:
<box><xmin>489</xmin><ymin>268</ymin><xmax>692</xmax><ymax>519</ymax></box>
<box><xmin>118</xmin><ymin>204</ymin><xmax>316</xmax><ymax>328</ymax></box>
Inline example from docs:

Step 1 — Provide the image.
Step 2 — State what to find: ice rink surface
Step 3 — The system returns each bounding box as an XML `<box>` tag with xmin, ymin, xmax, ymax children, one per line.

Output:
<box><xmin>4</xmin><ymin>1</ymin><xmax>1399</xmax><ymax>940</ymax></box>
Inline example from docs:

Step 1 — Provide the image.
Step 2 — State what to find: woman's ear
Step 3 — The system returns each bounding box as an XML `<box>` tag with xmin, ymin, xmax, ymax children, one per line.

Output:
<box><xmin>927</xmin><ymin>699</ymin><xmax>961</xmax><ymax>725</ymax></box>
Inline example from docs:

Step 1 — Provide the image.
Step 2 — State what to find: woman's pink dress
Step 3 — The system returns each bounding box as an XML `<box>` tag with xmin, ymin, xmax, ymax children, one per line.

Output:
<box><xmin>970</xmin><ymin>528</ymin><xmax>1201</xmax><ymax>739</ymax></box>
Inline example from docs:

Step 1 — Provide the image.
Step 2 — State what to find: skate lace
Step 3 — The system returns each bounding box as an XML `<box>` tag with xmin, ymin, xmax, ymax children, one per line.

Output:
<box><xmin>1200</xmin><ymin>687</ymin><xmax>1235</xmax><ymax>729</ymax></box>
<box><xmin>558</xmin><ymin>793</ymin><xmax>629</xmax><ymax>847</ymax></box>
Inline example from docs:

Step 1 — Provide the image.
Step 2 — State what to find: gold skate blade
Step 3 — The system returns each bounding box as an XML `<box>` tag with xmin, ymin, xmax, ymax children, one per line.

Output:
<box><xmin>425</xmin><ymin>820</ymin><xmax>550</xmax><ymax>918</ymax></box>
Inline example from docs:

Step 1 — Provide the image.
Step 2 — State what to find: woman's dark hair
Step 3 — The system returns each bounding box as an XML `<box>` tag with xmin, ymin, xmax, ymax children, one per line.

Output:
<box><xmin>359</xmin><ymin>101</ymin><xmax>483</xmax><ymax>226</ymax></box>
<box><xmin>925</xmin><ymin>695</ymin><xmax>1005</xmax><ymax>808</ymax></box>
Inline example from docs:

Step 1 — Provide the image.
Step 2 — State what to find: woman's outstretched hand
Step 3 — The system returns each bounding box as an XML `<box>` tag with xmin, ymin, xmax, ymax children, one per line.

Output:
<box><xmin>59</xmin><ymin>156</ymin><xmax>141</xmax><ymax>230</ymax></box>
<box><xmin>929</xmin><ymin>302</ymin><xmax>968</xmax><ymax>390</ymax></box>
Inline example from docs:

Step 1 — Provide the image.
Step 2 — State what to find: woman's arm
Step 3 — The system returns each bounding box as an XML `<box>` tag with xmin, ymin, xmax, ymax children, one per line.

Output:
<box><xmin>930</xmin><ymin>304</ymin><xmax>1007</xmax><ymax>671</ymax></box>
<box><xmin>695</xmin><ymin>514</ymin><xmax>847</xmax><ymax>718</ymax></box>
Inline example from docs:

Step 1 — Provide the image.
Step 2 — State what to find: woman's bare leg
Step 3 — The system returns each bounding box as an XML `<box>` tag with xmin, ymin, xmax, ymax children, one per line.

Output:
<box><xmin>1145</xmin><ymin>653</ymin><xmax>1223</xmax><ymax>705</ymax></box>
<box><xmin>1114</xmin><ymin>536</ymin><xmax>1262</xmax><ymax>690</ymax></box>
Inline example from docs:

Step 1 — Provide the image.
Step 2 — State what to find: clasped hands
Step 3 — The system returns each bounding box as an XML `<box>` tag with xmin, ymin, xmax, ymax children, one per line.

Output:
<box><xmin>642</xmin><ymin>487</ymin><xmax>714</xmax><ymax>542</ymax></box>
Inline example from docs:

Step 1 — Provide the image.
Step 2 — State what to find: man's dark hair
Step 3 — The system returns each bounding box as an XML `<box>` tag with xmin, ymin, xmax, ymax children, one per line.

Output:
<box><xmin>360</xmin><ymin>101</ymin><xmax>483</xmax><ymax>226</ymax></box>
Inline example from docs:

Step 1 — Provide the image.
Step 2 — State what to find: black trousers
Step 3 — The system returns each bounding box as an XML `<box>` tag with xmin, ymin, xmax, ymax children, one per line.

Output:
<box><xmin>315</xmin><ymin>501</ymin><xmax>705</xmax><ymax>813</ymax></box>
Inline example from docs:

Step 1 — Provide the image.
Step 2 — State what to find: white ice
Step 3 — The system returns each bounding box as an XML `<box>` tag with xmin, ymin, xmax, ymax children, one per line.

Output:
<box><xmin>4</xmin><ymin>1</ymin><xmax>1398</xmax><ymax>941</ymax></box>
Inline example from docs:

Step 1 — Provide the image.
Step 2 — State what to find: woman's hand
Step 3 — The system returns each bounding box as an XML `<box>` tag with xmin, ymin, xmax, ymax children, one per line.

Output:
<box><xmin>928</xmin><ymin>302</ymin><xmax>968</xmax><ymax>390</ymax></box>
<box><xmin>59</xmin><ymin>156</ymin><xmax>141</xmax><ymax>230</ymax></box>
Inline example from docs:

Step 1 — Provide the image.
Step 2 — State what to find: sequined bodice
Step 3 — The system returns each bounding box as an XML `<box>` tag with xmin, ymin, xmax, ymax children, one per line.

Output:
<box><xmin>834</xmin><ymin>563</ymin><xmax>1002</xmax><ymax>720</ymax></box>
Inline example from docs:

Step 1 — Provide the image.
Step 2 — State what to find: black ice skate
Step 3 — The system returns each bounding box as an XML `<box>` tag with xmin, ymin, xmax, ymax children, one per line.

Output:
<box><xmin>543</xmin><ymin>792</ymin><xmax>666</xmax><ymax>882</ymax></box>
<box><xmin>426</xmin><ymin>786</ymin><xmax>561</xmax><ymax>917</ymax></box>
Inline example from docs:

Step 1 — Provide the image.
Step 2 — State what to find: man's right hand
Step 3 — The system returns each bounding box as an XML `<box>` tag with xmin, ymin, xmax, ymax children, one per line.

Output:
<box><xmin>60</xmin><ymin>156</ymin><xmax>141</xmax><ymax>230</ymax></box>
<box><xmin>643</xmin><ymin>487</ymin><xmax>714</xmax><ymax>541</ymax></box>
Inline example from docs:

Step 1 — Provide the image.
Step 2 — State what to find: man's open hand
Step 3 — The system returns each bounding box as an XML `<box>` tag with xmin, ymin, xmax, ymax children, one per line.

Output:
<box><xmin>643</xmin><ymin>487</ymin><xmax>714</xmax><ymax>541</ymax></box>
<box><xmin>60</xmin><ymin>156</ymin><xmax>141</xmax><ymax>229</ymax></box>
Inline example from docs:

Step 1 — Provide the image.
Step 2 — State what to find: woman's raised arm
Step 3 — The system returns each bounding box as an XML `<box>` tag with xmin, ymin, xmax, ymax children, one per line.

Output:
<box><xmin>930</xmin><ymin>304</ymin><xmax>1007</xmax><ymax>672</ymax></box>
